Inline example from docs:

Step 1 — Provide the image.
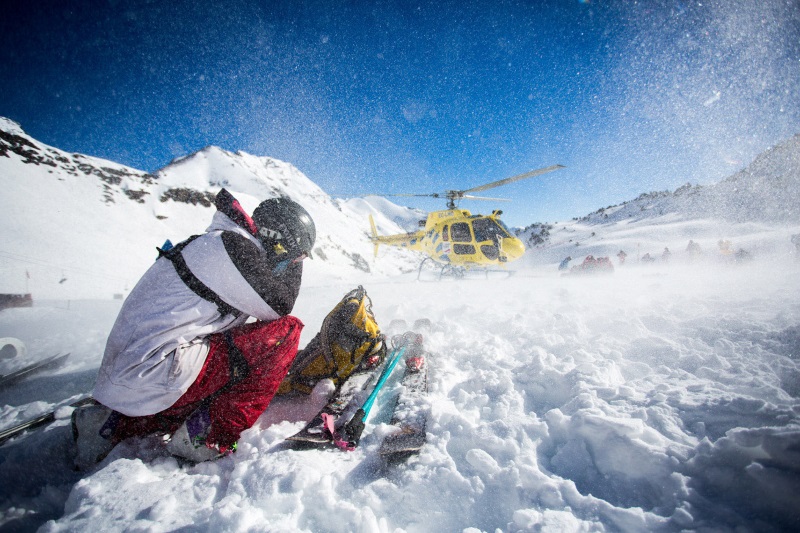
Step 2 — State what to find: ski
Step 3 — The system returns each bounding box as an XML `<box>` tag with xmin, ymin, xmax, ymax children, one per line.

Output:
<box><xmin>0</xmin><ymin>352</ymin><xmax>71</xmax><ymax>389</ymax></box>
<box><xmin>285</xmin><ymin>366</ymin><xmax>383</xmax><ymax>446</ymax></box>
<box><xmin>286</xmin><ymin>331</ymin><xmax>421</xmax><ymax>449</ymax></box>
<box><xmin>379</xmin><ymin>320</ymin><xmax>431</xmax><ymax>457</ymax></box>
<box><xmin>378</xmin><ymin>349</ymin><xmax>429</xmax><ymax>457</ymax></box>
<box><xmin>339</xmin><ymin>331</ymin><xmax>424</xmax><ymax>448</ymax></box>
<box><xmin>0</xmin><ymin>395</ymin><xmax>95</xmax><ymax>447</ymax></box>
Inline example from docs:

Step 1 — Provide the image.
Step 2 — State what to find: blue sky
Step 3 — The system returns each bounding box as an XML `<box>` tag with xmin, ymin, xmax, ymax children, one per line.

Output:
<box><xmin>2</xmin><ymin>0</ymin><xmax>799</xmax><ymax>227</ymax></box>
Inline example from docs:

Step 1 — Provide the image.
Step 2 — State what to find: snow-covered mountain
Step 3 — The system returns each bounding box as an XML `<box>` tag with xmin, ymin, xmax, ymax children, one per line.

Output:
<box><xmin>516</xmin><ymin>134</ymin><xmax>800</xmax><ymax>265</ymax></box>
<box><xmin>2</xmin><ymin>117</ymin><xmax>800</xmax><ymax>532</ymax></box>
<box><xmin>344</xmin><ymin>195</ymin><xmax>428</xmax><ymax>233</ymax></box>
<box><xmin>0</xmin><ymin>117</ymin><xmax>421</xmax><ymax>299</ymax></box>
<box><xmin>576</xmin><ymin>134</ymin><xmax>800</xmax><ymax>226</ymax></box>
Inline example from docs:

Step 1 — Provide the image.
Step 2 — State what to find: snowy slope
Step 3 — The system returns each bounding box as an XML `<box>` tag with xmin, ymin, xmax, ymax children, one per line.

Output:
<box><xmin>1</xmin><ymin>255</ymin><xmax>799</xmax><ymax>532</ymax></box>
<box><xmin>698</xmin><ymin>134</ymin><xmax>800</xmax><ymax>222</ymax></box>
<box><xmin>522</xmin><ymin>215</ymin><xmax>800</xmax><ymax>269</ymax></box>
<box><xmin>0</xmin><ymin>117</ymin><xmax>799</xmax><ymax>532</ymax></box>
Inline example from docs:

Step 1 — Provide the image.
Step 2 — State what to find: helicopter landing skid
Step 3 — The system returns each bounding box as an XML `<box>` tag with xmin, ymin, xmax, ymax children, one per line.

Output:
<box><xmin>416</xmin><ymin>258</ymin><xmax>462</xmax><ymax>281</ymax></box>
<box><xmin>482</xmin><ymin>268</ymin><xmax>517</xmax><ymax>280</ymax></box>
<box><xmin>416</xmin><ymin>259</ymin><xmax>515</xmax><ymax>281</ymax></box>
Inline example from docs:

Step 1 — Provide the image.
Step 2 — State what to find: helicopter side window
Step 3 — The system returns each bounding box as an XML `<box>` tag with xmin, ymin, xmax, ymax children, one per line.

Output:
<box><xmin>442</xmin><ymin>225</ymin><xmax>449</xmax><ymax>242</ymax></box>
<box><xmin>450</xmin><ymin>222</ymin><xmax>471</xmax><ymax>243</ymax></box>
<box><xmin>454</xmin><ymin>244</ymin><xmax>476</xmax><ymax>255</ymax></box>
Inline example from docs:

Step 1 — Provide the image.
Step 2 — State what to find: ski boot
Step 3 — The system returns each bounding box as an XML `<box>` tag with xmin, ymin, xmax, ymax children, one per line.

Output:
<box><xmin>166</xmin><ymin>407</ymin><xmax>235</xmax><ymax>463</ymax></box>
<box><xmin>72</xmin><ymin>402</ymin><xmax>117</xmax><ymax>470</ymax></box>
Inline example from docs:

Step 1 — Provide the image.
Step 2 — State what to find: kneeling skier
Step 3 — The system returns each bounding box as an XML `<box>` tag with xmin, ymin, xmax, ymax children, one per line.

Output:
<box><xmin>72</xmin><ymin>188</ymin><xmax>315</xmax><ymax>468</ymax></box>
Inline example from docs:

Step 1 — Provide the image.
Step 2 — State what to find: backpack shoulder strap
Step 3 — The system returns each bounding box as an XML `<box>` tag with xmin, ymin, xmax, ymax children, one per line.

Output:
<box><xmin>160</xmin><ymin>235</ymin><xmax>242</xmax><ymax>318</ymax></box>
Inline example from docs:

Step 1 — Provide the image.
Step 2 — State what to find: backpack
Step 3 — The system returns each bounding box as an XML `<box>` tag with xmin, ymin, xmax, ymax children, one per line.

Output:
<box><xmin>277</xmin><ymin>286</ymin><xmax>385</xmax><ymax>395</ymax></box>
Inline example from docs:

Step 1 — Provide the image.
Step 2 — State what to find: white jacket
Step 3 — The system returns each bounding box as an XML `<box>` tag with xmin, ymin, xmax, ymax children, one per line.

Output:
<box><xmin>94</xmin><ymin>206</ymin><xmax>300</xmax><ymax>416</ymax></box>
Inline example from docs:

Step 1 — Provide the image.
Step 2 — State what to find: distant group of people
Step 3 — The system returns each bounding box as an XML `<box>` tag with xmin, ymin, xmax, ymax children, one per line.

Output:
<box><xmin>637</xmin><ymin>239</ymin><xmax>752</xmax><ymax>265</ymax></box>
<box><xmin>684</xmin><ymin>239</ymin><xmax>752</xmax><ymax>262</ymax></box>
<box><xmin>561</xmin><ymin>254</ymin><xmax>614</xmax><ymax>276</ymax></box>
<box><xmin>640</xmin><ymin>247</ymin><xmax>672</xmax><ymax>263</ymax></box>
<box><xmin>557</xmin><ymin>232</ymin><xmax>800</xmax><ymax>273</ymax></box>
<box><xmin>559</xmin><ymin>238</ymin><xmax>763</xmax><ymax>274</ymax></box>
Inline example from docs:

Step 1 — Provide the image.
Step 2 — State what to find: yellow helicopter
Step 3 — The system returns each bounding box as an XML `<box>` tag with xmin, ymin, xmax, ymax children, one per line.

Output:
<box><xmin>368</xmin><ymin>164</ymin><xmax>564</xmax><ymax>279</ymax></box>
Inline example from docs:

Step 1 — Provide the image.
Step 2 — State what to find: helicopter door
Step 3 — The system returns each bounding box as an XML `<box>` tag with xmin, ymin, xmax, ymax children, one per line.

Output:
<box><xmin>450</xmin><ymin>222</ymin><xmax>475</xmax><ymax>255</ymax></box>
<box><xmin>472</xmin><ymin>218</ymin><xmax>501</xmax><ymax>260</ymax></box>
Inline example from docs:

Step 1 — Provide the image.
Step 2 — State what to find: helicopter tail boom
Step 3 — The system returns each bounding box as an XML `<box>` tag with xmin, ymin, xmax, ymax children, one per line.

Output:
<box><xmin>368</xmin><ymin>214</ymin><xmax>425</xmax><ymax>256</ymax></box>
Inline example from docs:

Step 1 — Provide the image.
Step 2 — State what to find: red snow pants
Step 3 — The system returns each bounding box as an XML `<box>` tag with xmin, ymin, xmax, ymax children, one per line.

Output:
<box><xmin>112</xmin><ymin>315</ymin><xmax>303</xmax><ymax>448</ymax></box>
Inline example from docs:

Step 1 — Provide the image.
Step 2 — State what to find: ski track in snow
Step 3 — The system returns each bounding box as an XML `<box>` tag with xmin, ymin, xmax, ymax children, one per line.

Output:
<box><xmin>1</xmin><ymin>258</ymin><xmax>799</xmax><ymax>532</ymax></box>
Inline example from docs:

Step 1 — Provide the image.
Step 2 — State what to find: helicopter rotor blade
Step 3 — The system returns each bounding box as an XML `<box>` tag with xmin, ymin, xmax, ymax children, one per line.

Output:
<box><xmin>461</xmin><ymin>164</ymin><xmax>565</xmax><ymax>195</ymax></box>
<box><xmin>370</xmin><ymin>163</ymin><xmax>564</xmax><ymax>207</ymax></box>
<box><xmin>461</xmin><ymin>195</ymin><xmax>511</xmax><ymax>202</ymax></box>
<box><xmin>379</xmin><ymin>193</ymin><xmax>442</xmax><ymax>199</ymax></box>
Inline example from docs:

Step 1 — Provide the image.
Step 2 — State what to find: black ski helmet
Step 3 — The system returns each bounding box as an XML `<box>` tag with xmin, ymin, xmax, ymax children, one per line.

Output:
<box><xmin>252</xmin><ymin>197</ymin><xmax>316</xmax><ymax>259</ymax></box>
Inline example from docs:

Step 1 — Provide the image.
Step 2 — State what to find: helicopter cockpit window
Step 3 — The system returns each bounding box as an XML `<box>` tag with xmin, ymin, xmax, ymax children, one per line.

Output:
<box><xmin>442</xmin><ymin>225</ymin><xmax>449</xmax><ymax>241</ymax></box>
<box><xmin>472</xmin><ymin>218</ymin><xmax>505</xmax><ymax>243</ymax></box>
<box><xmin>494</xmin><ymin>219</ymin><xmax>513</xmax><ymax>237</ymax></box>
<box><xmin>450</xmin><ymin>222</ymin><xmax>471</xmax><ymax>243</ymax></box>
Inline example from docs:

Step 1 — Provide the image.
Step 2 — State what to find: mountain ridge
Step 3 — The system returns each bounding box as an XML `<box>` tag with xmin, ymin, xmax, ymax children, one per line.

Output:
<box><xmin>0</xmin><ymin>117</ymin><xmax>419</xmax><ymax>297</ymax></box>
